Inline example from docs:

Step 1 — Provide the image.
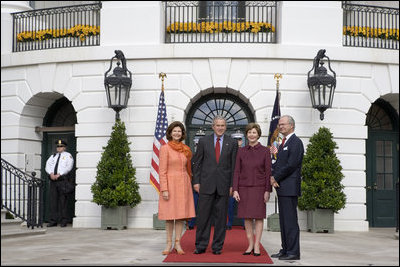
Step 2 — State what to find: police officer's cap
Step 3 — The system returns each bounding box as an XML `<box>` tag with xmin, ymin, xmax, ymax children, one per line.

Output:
<box><xmin>55</xmin><ymin>140</ymin><xmax>67</xmax><ymax>147</ymax></box>
<box><xmin>231</xmin><ymin>132</ymin><xmax>244</xmax><ymax>140</ymax></box>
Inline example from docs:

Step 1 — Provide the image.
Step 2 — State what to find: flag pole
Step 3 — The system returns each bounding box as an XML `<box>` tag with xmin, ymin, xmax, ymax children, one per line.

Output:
<box><xmin>273</xmin><ymin>73</ymin><xmax>282</xmax><ymax>214</ymax></box>
<box><xmin>159</xmin><ymin>72</ymin><xmax>167</xmax><ymax>92</ymax></box>
<box><xmin>274</xmin><ymin>73</ymin><xmax>282</xmax><ymax>95</ymax></box>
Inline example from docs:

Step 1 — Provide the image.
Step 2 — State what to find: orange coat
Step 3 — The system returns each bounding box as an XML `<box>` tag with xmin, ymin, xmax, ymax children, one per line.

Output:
<box><xmin>158</xmin><ymin>144</ymin><xmax>195</xmax><ymax>220</ymax></box>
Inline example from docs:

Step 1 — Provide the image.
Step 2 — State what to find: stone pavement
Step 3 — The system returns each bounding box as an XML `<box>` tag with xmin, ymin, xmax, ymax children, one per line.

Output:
<box><xmin>1</xmin><ymin>226</ymin><xmax>399</xmax><ymax>266</ymax></box>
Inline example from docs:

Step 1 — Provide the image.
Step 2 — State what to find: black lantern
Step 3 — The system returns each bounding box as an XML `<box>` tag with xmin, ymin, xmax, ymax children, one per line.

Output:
<box><xmin>104</xmin><ymin>50</ymin><xmax>132</xmax><ymax>120</ymax></box>
<box><xmin>307</xmin><ymin>49</ymin><xmax>336</xmax><ymax>120</ymax></box>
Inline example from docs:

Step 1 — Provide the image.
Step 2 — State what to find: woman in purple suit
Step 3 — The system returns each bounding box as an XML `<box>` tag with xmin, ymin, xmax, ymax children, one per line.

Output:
<box><xmin>232</xmin><ymin>123</ymin><xmax>272</xmax><ymax>256</ymax></box>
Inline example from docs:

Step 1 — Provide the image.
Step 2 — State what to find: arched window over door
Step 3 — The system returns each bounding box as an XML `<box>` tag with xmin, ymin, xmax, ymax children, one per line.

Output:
<box><xmin>185</xmin><ymin>93</ymin><xmax>255</xmax><ymax>151</ymax></box>
<box><xmin>366</xmin><ymin>99</ymin><xmax>399</xmax><ymax>227</ymax></box>
<box><xmin>43</xmin><ymin>97</ymin><xmax>77</xmax><ymax>127</ymax></box>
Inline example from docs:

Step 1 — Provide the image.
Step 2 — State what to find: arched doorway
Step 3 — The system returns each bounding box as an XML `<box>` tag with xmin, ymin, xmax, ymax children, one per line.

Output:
<box><xmin>41</xmin><ymin>96</ymin><xmax>77</xmax><ymax>224</ymax></box>
<box><xmin>366</xmin><ymin>98</ymin><xmax>399</xmax><ymax>227</ymax></box>
<box><xmin>185</xmin><ymin>92</ymin><xmax>255</xmax><ymax>226</ymax></box>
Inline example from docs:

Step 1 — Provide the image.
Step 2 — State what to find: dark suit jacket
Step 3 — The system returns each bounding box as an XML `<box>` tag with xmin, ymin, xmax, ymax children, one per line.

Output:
<box><xmin>192</xmin><ymin>134</ymin><xmax>238</xmax><ymax>196</ymax></box>
<box><xmin>272</xmin><ymin>133</ymin><xmax>304</xmax><ymax>197</ymax></box>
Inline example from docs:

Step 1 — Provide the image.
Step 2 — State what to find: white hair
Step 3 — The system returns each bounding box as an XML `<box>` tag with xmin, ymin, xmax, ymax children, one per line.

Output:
<box><xmin>281</xmin><ymin>115</ymin><xmax>295</xmax><ymax>129</ymax></box>
<box><xmin>212</xmin><ymin>115</ymin><xmax>226</xmax><ymax>126</ymax></box>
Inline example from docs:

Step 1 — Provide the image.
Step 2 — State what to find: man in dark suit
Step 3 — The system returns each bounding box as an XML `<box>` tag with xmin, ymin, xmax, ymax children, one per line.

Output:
<box><xmin>270</xmin><ymin>115</ymin><xmax>304</xmax><ymax>261</ymax></box>
<box><xmin>192</xmin><ymin>115</ymin><xmax>238</xmax><ymax>255</ymax></box>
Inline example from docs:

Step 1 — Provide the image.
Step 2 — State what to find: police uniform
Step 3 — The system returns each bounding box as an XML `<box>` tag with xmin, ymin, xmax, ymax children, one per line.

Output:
<box><xmin>45</xmin><ymin>140</ymin><xmax>74</xmax><ymax>227</ymax></box>
<box><xmin>228</xmin><ymin>132</ymin><xmax>245</xmax><ymax>229</ymax></box>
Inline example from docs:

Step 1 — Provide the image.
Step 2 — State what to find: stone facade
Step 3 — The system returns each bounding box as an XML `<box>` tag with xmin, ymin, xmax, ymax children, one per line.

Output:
<box><xmin>1</xmin><ymin>1</ymin><xmax>399</xmax><ymax>231</ymax></box>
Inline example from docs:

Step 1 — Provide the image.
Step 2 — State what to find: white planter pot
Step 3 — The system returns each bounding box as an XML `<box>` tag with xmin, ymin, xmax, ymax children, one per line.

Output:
<box><xmin>101</xmin><ymin>206</ymin><xmax>128</xmax><ymax>230</ymax></box>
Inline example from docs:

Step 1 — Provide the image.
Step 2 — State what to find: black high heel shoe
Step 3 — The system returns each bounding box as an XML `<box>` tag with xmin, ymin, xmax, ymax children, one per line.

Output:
<box><xmin>243</xmin><ymin>249</ymin><xmax>254</xmax><ymax>255</ymax></box>
<box><xmin>253</xmin><ymin>250</ymin><xmax>261</xmax><ymax>256</ymax></box>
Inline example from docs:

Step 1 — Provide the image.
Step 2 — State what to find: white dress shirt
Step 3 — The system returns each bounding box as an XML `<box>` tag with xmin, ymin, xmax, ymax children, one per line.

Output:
<box><xmin>45</xmin><ymin>151</ymin><xmax>74</xmax><ymax>176</ymax></box>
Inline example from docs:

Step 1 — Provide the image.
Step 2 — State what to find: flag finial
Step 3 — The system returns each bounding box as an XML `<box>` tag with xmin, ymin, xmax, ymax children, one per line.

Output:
<box><xmin>159</xmin><ymin>72</ymin><xmax>167</xmax><ymax>92</ymax></box>
<box><xmin>274</xmin><ymin>73</ymin><xmax>282</xmax><ymax>90</ymax></box>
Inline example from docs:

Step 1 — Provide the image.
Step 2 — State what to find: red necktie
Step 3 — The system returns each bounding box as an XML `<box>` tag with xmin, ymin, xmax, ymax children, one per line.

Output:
<box><xmin>215</xmin><ymin>137</ymin><xmax>220</xmax><ymax>163</ymax></box>
<box><xmin>281</xmin><ymin>137</ymin><xmax>286</xmax><ymax>148</ymax></box>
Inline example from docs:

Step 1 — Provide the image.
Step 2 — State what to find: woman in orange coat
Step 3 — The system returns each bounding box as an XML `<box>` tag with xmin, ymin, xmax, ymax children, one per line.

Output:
<box><xmin>158</xmin><ymin>121</ymin><xmax>195</xmax><ymax>255</ymax></box>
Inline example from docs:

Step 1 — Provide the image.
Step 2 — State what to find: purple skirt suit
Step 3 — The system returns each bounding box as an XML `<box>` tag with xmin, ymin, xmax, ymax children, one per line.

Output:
<box><xmin>232</xmin><ymin>143</ymin><xmax>272</xmax><ymax>219</ymax></box>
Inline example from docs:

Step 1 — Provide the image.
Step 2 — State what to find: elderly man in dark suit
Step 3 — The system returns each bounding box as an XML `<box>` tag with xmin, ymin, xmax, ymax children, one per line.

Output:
<box><xmin>270</xmin><ymin>115</ymin><xmax>304</xmax><ymax>261</ymax></box>
<box><xmin>192</xmin><ymin>115</ymin><xmax>238</xmax><ymax>255</ymax></box>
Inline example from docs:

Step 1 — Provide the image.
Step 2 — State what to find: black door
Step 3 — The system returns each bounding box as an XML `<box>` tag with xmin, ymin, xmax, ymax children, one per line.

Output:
<box><xmin>41</xmin><ymin>97</ymin><xmax>77</xmax><ymax>223</ymax></box>
<box><xmin>366</xmin><ymin>99</ymin><xmax>399</xmax><ymax>227</ymax></box>
<box><xmin>42</xmin><ymin>132</ymin><xmax>76</xmax><ymax>223</ymax></box>
<box><xmin>366</xmin><ymin>132</ymin><xmax>398</xmax><ymax>227</ymax></box>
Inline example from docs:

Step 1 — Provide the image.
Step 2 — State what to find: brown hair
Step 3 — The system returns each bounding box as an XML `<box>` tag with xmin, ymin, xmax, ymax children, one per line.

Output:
<box><xmin>245</xmin><ymin>123</ymin><xmax>261</xmax><ymax>138</ymax></box>
<box><xmin>166</xmin><ymin>121</ymin><xmax>186</xmax><ymax>142</ymax></box>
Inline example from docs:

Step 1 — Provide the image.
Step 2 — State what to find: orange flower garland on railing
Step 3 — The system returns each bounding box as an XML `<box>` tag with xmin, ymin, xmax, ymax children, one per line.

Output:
<box><xmin>17</xmin><ymin>24</ymin><xmax>100</xmax><ymax>43</ymax></box>
<box><xmin>343</xmin><ymin>26</ymin><xmax>399</xmax><ymax>40</ymax></box>
<box><xmin>167</xmin><ymin>21</ymin><xmax>275</xmax><ymax>34</ymax></box>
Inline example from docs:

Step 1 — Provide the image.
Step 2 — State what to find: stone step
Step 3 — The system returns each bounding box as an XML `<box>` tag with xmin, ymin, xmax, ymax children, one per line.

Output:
<box><xmin>1</xmin><ymin>209</ymin><xmax>7</xmax><ymax>220</ymax></box>
<box><xmin>1</xmin><ymin>218</ymin><xmax>24</xmax><ymax>229</ymax></box>
<box><xmin>1</xmin><ymin>209</ymin><xmax>47</xmax><ymax>239</ymax></box>
<box><xmin>1</xmin><ymin>228</ymin><xmax>47</xmax><ymax>239</ymax></box>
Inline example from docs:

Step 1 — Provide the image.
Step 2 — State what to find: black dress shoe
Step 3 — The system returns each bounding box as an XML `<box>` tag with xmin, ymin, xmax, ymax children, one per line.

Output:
<box><xmin>253</xmin><ymin>251</ymin><xmax>261</xmax><ymax>256</ymax></box>
<box><xmin>242</xmin><ymin>249</ymin><xmax>253</xmax><ymax>255</ymax></box>
<box><xmin>212</xmin><ymin>250</ymin><xmax>222</xmax><ymax>255</ymax></box>
<box><xmin>271</xmin><ymin>251</ymin><xmax>286</xmax><ymax>258</ymax></box>
<box><xmin>188</xmin><ymin>226</ymin><xmax>194</xmax><ymax>230</ymax></box>
<box><xmin>60</xmin><ymin>223</ymin><xmax>67</xmax><ymax>227</ymax></box>
<box><xmin>226</xmin><ymin>225</ymin><xmax>232</xmax><ymax>230</ymax></box>
<box><xmin>279</xmin><ymin>254</ymin><xmax>300</xmax><ymax>260</ymax></box>
<box><xmin>47</xmin><ymin>222</ymin><xmax>57</xmax><ymax>227</ymax></box>
<box><xmin>193</xmin><ymin>248</ymin><xmax>206</xmax><ymax>254</ymax></box>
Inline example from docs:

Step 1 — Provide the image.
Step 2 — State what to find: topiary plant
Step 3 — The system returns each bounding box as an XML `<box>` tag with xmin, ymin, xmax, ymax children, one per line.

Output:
<box><xmin>91</xmin><ymin>119</ymin><xmax>141</xmax><ymax>208</ymax></box>
<box><xmin>298</xmin><ymin>127</ymin><xmax>346</xmax><ymax>213</ymax></box>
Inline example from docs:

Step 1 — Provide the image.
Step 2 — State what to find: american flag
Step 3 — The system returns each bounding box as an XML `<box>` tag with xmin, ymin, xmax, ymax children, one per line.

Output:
<box><xmin>149</xmin><ymin>90</ymin><xmax>168</xmax><ymax>194</ymax></box>
<box><xmin>270</xmin><ymin>142</ymin><xmax>278</xmax><ymax>154</ymax></box>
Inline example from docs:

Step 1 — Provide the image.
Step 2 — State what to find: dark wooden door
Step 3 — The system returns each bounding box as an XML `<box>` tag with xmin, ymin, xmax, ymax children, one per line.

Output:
<box><xmin>42</xmin><ymin>132</ymin><xmax>76</xmax><ymax>223</ymax></box>
<box><xmin>366</xmin><ymin>131</ymin><xmax>398</xmax><ymax>227</ymax></box>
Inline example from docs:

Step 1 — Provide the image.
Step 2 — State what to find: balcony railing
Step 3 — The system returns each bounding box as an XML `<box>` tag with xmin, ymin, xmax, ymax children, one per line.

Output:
<box><xmin>342</xmin><ymin>2</ymin><xmax>399</xmax><ymax>50</ymax></box>
<box><xmin>12</xmin><ymin>3</ymin><xmax>102</xmax><ymax>52</ymax></box>
<box><xmin>165</xmin><ymin>1</ymin><xmax>277</xmax><ymax>43</ymax></box>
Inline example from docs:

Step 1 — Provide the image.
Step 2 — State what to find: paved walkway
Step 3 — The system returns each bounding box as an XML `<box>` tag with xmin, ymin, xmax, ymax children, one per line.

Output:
<box><xmin>1</xmin><ymin>226</ymin><xmax>399</xmax><ymax>266</ymax></box>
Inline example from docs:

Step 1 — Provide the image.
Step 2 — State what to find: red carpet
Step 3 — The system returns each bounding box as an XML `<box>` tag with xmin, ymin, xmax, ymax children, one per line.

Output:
<box><xmin>163</xmin><ymin>226</ymin><xmax>273</xmax><ymax>263</ymax></box>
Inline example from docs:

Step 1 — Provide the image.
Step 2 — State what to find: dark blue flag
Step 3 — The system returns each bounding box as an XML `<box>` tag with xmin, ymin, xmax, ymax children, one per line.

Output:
<box><xmin>268</xmin><ymin>90</ymin><xmax>281</xmax><ymax>158</ymax></box>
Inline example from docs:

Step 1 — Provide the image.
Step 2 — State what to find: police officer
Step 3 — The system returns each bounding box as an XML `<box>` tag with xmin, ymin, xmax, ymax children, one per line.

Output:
<box><xmin>228</xmin><ymin>132</ymin><xmax>245</xmax><ymax>230</ymax></box>
<box><xmin>45</xmin><ymin>139</ymin><xmax>74</xmax><ymax>227</ymax></box>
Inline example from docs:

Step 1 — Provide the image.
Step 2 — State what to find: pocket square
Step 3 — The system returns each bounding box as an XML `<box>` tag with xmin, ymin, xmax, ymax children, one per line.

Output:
<box><xmin>283</xmin><ymin>147</ymin><xmax>288</xmax><ymax>150</ymax></box>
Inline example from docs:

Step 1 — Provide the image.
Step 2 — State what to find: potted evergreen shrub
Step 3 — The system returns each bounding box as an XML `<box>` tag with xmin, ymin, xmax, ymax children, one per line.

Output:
<box><xmin>298</xmin><ymin>127</ymin><xmax>346</xmax><ymax>233</ymax></box>
<box><xmin>91</xmin><ymin>119</ymin><xmax>141</xmax><ymax>230</ymax></box>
